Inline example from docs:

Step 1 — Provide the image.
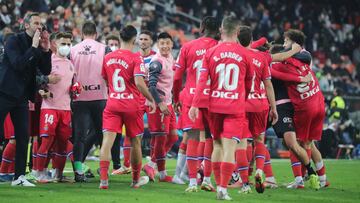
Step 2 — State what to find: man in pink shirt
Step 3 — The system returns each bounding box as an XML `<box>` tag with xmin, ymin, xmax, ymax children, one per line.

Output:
<box><xmin>143</xmin><ymin>32</ymin><xmax>178</xmax><ymax>182</ymax></box>
<box><xmin>36</xmin><ymin>32</ymin><xmax>74</xmax><ymax>183</ymax></box>
<box><xmin>70</xmin><ymin>21</ymin><xmax>108</xmax><ymax>182</ymax></box>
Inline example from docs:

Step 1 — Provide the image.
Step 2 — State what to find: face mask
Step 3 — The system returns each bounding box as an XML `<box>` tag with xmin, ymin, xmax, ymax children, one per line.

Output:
<box><xmin>110</xmin><ymin>46</ymin><xmax>118</xmax><ymax>51</ymax></box>
<box><xmin>58</xmin><ymin>45</ymin><xmax>71</xmax><ymax>57</ymax></box>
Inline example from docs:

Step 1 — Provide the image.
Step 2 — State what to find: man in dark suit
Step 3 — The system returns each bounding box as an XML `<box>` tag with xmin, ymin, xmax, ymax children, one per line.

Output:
<box><xmin>0</xmin><ymin>12</ymin><xmax>51</xmax><ymax>186</ymax></box>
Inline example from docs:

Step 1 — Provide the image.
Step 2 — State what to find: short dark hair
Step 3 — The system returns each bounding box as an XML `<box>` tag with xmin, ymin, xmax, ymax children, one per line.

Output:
<box><xmin>120</xmin><ymin>25</ymin><xmax>137</xmax><ymax>42</ymax></box>
<box><xmin>21</xmin><ymin>12</ymin><xmax>40</xmax><ymax>30</ymax></box>
<box><xmin>55</xmin><ymin>32</ymin><xmax>73</xmax><ymax>40</ymax></box>
<box><xmin>221</xmin><ymin>15</ymin><xmax>240</xmax><ymax>36</ymax></box>
<box><xmin>105</xmin><ymin>34</ymin><xmax>120</xmax><ymax>45</ymax></box>
<box><xmin>269</xmin><ymin>44</ymin><xmax>285</xmax><ymax>54</ymax></box>
<box><xmin>23</xmin><ymin>12</ymin><xmax>40</xmax><ymax>24</ymax></box>
<box><xmin>201</xmin><ymin>16</ymin><xmax>220</xmax><ymax>33</ymax></box>
<box><xmin>284</xmin><ymin>29</ymin><xmax>306</xmax><ymax>46</ymax></box>
<box><xmin>238</xmin><ymin>26</ymin><xmax>252</xmax><ymax>47</ymax></box>
<box><xmin>140</xmin><ymin>30</ymin><xmax>154</xmax><ymax>39</ymax></box>
<box><xmin>157</xmin><ymin>32</ymin><xmax>172</xmax><ymax>41</ymax></box>
<box><xmin>82</xmin><ymin>21</ymin><xmax>97</xmax><ymax>36</ymax></box>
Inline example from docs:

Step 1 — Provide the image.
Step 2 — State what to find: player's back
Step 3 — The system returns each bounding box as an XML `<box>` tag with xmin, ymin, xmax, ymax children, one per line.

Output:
<box><xmin>245</xmin><ymin>49</ymin><xmax>271</xmax><ymax>112</ymax></box>
<box><xmin>178</xmin><ymin>37</ymin><xmax>218</xmax><ymax>106</ymax></box>
<box><xmin>284</xmin><ymin>57</ymin><xmax>324</xmax><ymax>111</ymax></box>
<box><xmin>70</xmin><ymin>39</ymin><xmax>108</xmax><ymax>101</ymax></box>
<box><xmin>102</xmin><ymin>49</ymin><xmax>145</xmax><ymax>112</ymax></box>
<box><xmin>205</xmin><ymin>42</ymin><xmax>251</xmax><ymax>114</ymax></box>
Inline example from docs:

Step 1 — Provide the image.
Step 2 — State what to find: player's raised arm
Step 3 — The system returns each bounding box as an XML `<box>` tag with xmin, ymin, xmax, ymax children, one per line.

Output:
<box><xmin>271</xmin><ymin>43</ymin><xmax>302</xmax><ymax>62</ymax></box>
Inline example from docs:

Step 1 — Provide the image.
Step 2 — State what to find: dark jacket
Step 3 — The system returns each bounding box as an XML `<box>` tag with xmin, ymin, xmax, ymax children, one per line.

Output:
<box><xmin>0</xmin><ymin>31</ymin><xmax>52</xmax><ymax>102</ymax></box>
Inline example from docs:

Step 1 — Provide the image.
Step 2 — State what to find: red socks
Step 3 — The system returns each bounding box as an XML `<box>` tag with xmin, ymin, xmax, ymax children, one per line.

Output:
<box><xmin>132</xmin><ymin>163</ymin><xmax>142</xmax><ymax>182</ymax></box>
<box><xmin>150</xmin><ymin>137</ymin><xmax>156</xmax><ymax>163</ymax></box>
<box><xmin>290</xmin><ymin>150</ymin><xmax>302</xmax><ymax>177</ymax></box>
<box><xmin>212</xmin><ymin>162</ymin><xmax>221</xmax><ymax>186</ymax></box>
<box><xmin>165</xmin><ymin>133</ymin><xmax>178</xmax><ymax>153</ymax></box>
<box><xmin>220</xmin><ymin>162</ymin><xmax>235</xmax><ymax>188</ymax></box>
<box><xmin>264</xmin><ymin>148</ymin><xmax>273</xmax><ymax>177</ymax></box>
<box><xmin>186</xmin><ymin>139</ymin><xmax>199</xmax><ymax>179</ymax></box>
<box><xmin>255</xmin><ymin>142</ymin><xmax>266</xmax><ymax>171</ymax></box>
<box><xmin>0</xmin><ymin>142</ymin><xmax>16</xmax><ymax>173</ymax></box>
<box><xmin>197</xmin><ymin>141</ymin><xmax>205</xmax><ymax>168</ymax></box>
<box><xmin>32</xmin><ymin>140</ymin><xmax>39</xmax><ymax>171</ymax></box>
<box><xmin>37</xmin><ymin>136</ymin><xmax>54</xmax><ymax>172</ymax></box>
<box><xmin>203</xmin><ymin>138</ymin><xmax>213</xmax><ymax>177</ymax></box>
<box><xmin>236</xmin><ymin>149</ymin><xmax>249</xmax><ymax>183</ymax></box>
<box><xmin>154</xmin><ymin>136</ymin><xmax>166</xmax><ymax>172</ymax></box>
<box><xmin>99</xmin><ymin>161</ymin><xmax>110</xmax><ymax>180</ymax></box>
<box><xmin>123</xmin><ymin>136</ymin><xmax>131</xmax><ymax>168</ymax></box>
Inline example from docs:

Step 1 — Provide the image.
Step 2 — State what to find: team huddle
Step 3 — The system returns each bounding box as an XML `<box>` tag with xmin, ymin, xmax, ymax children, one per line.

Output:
<box><xmin>0</xmin><ymin>13</ymin><xmax>329</xmax><ymax>201</ymax></box>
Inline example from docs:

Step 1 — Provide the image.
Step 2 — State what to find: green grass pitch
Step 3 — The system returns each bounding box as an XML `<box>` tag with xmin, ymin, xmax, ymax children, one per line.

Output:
<box><xmin>0</xmin><ymin>159</ymin><xmax>359</xmax><ymax>203</ymax></box>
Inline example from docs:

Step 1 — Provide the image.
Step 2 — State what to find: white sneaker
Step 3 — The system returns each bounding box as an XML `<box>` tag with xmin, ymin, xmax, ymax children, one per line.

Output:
<box><xmin>239</xmin><ymin>183</ymin><xmax>252</xmax><ymax>194</ymax></box>
<box><xmin>99</xmin><ymin>179</ymin><xmax>109</xmax><ymax>189</ymax></box>
<box><xmin>11</xmin><ymin>175</ymin><xmax>35</xmax><ymax>187</ymax></box>
<box><xmin>180</xmin><ymin>172</ymin><xmax>189</xmax><ymax>182</ymax></box>
<box><xmin>37</xmin><ymin>174</ymin><xmax>54</xmax><ymax>183</ymax></box>
<box><xmin>265</xmin><ymin>180</ymin><xmax>278</xmax><ymax>189</ymax></box>
<box><xmin>286</xmin><ymin>180</ymin><xmax>305</xmax><ymax>189</ymax></box>
<box><xmin>111</xmin><ymin>166</ymin><xmax>131</xmax><ymax>175</ymax></box>
<box><xmin>216</xmin><ymin>191</ymin><xmax>232</xmax><ymax>201</ymax></box>
<box><xmin>172</xmin><ymin>175</ymin><xmax>185</xmax><ymax>185</ymax></box>
<box><xmin>131</xmin><ymin>176</ymin><xmax>149</xmax><ymax>188</ymax></box>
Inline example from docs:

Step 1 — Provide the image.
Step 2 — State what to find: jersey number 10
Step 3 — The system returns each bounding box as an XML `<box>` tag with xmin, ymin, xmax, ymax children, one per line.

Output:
<box><xmin>215</xmin><ymin>63</ymin><xmax>239</xmax><ymax>91</ymax></box>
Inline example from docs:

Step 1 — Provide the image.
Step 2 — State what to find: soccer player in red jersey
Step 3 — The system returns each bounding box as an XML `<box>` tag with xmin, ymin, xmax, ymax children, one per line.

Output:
<box><xmin>189</xmin><ymin>16</ymin><xmax>253</xmax><ymax>200</ymax></box>
<box><xmin>99</xmin><ymin>25</ymin><xmax>156</xmax><ymax>189</ymax></box>
<box><xmin>237</xmin><ymin>26</ymin><xmax>278</xmax><ymax>193</ymax></box>
<box><xmin>145</xmin><ymin>32</ymin><xmax>178</xmax><ymax>183</ymax></box>
<box><xmin>270</xmin><ymin>44</ymin><xmax>320</xmax><ymax>190</ymax></box>
<box><xmin>272</xmin><ymin>29</ymin><xmax>327</xmax><ymax>188</ymax></box>
<box><xmin>173</xmin><ymin>16</ymin><xmax>220</xmax><ymax>191</ymax></box>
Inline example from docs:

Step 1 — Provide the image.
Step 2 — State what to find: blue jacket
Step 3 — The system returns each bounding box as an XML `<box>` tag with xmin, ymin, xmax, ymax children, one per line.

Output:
<box><xmin>0</xmin><ymin>31</ymin><xmax>51</xmax><ymax>102</ymax></box>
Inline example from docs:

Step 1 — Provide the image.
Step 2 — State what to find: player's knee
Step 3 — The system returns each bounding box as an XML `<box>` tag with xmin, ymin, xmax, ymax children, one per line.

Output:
<box><xmin>130</xmin><ymin>136</ymin><xmax>141</xmax><ymax>147</ymax></box>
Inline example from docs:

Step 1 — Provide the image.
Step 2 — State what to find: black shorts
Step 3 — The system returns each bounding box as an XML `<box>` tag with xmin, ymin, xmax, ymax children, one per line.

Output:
<box><xmin>272</xmin><ymin>103</ymin><xmax>295</xmax><ymax>138</ymax></box>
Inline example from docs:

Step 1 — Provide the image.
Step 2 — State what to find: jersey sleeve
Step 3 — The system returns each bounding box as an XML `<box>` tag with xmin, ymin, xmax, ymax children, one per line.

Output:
<box><xmin>101</xmin><ymin>58</ymin><xmax>108</xmax><ymax>81</ymax></box>
<box><xmin>134</xmin><ymin>55</ymin><xmax>146</xmax><ymax>77</ymax></box>
<box><xmin>174</xmin><ymin>46</ymin><xmax>187</xmax><ymax>80</ymax></box>
<box><xmin>173</xmin><ymin>46</ymin><xmax>187</xmax><ymax>103</ymax></box>
<box><xmin>261</xmin><ymin>58</ymin><xmax>271</xmax><ymax>81</ymax></box>
<box><xmin>148</xmin><ymin>60</ymin><xmax>163</xmax><ymax>104</ymax></box>
<box><xmin>270</xmin><ymin>63</ymin><xmax>302</xmax><ymax>82</ymax></box>
<box><xmin>192</xmin><ymin>54</ymin><xmax>209</xmax><ymax>107</ymax></box>
<box><xmin>251</xmin><ymin>37</ymin><xmax>267</xmax><ymax>49</ymax></box>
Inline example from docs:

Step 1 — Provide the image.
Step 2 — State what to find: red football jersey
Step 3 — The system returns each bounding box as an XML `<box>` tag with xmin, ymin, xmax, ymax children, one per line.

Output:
<box><xmin>102</xmin><ymin>49</ymin><xmax>146</xmax><ymax>112</ymax></box>
<box><xmin>193</xmin><ymin>42</ymin><xmax>252</xmax><ymax>114</ymax></box>
<box><xmin>272</xmin><ymin>58</ymin><xmax>324</xmax><ymax>111</ymax></box>
<box><xmin>245</xmin><ymin>49</ymin><xmax>271</xmax><ymax>112</ymax></box>
<box><xmin>173</xmin><ymin>37</ymin><xmax>218</xmax><ymax>106</ymax></box>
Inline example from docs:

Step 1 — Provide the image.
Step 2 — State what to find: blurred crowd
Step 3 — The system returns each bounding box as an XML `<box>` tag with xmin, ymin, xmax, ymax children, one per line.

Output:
<box><xmin>175</xmin><ymin>0</ymin><xmax>360</xmax><ymax>95</ymax></box>
<box><xmin>0</xmin><ymin>0</ymin><xmax>359</xmax><ymax>96</ymax></box>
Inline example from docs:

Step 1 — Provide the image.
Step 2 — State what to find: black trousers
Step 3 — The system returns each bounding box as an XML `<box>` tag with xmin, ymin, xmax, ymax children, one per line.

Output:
<box><xmin>0</xmin><ymin>93</ymin><xmax>29</xmax><ymax>179</ymax></box>
<box><xmin>72</xmin><ymin>100</ymin><xmax>106</xmax><ymax>163</ymax></box>
<box><xmin>111</xmin><ymin>135</ymin><xmax>121</xmax><ymax>170</ymax></box>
